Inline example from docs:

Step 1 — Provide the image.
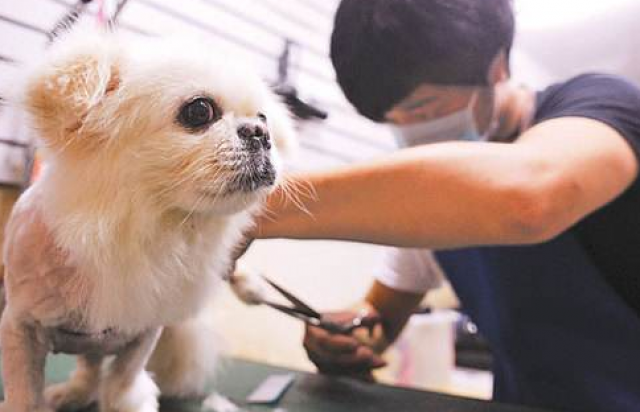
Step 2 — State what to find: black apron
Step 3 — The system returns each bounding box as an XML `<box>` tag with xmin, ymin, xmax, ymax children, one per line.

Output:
<box><xmin>436</xmin><ymin>232</ymin><xmax>640</xmax><ymax>411</ymax></box>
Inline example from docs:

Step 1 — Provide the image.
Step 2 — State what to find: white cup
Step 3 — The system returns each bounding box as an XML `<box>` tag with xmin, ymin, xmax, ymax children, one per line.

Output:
<box><xmin>390</xmin><ymin>310</ymin><xmax>459</xmax><ymax>391</ymax></box>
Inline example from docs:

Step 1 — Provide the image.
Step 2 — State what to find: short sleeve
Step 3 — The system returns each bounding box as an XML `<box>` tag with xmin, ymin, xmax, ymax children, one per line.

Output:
<box><xmin>535</xmin><ymin>73</ymin><xmax>640</xmax><ymax>162</ymax></box>
<box><xmin>375</xmin><ymin>248</ymin><xmax>445</xmax><ymax>294</ymax></box>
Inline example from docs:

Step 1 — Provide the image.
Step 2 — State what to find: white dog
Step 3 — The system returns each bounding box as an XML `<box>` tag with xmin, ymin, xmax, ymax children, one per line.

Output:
<box><xmin>0</xmin><ymin>27</ymin><xmax>294</xmax><ymax>412</ymax></box>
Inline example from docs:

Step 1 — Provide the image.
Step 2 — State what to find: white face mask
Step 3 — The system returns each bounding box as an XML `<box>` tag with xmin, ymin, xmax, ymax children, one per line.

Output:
<box><xmin>391</xmin><ymin>92</ymin><xmax>496</xmax><ymax>148</ymax></box>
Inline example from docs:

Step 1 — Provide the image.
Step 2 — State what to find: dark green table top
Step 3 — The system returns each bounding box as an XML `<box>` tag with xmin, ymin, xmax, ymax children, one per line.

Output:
<box><xmin>1</xmin><ymin>355</ymin><xmax>554</xmax><ymax>412</ymax></box>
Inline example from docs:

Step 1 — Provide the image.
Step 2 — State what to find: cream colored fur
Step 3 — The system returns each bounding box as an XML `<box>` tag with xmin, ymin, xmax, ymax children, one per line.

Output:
<box><xmin>0</xmin><ymin>25</ymin><xmax>295</xmax><ymax>412</ymax></box>
<box><xmin>147</xmin><ymin>305</ymin><xmax>221</xmax><ymax>397</ymax></box>
<box><xmin>230</xmin><ymin>260</ymin><xmax>269</xmax><ymax>306</ymax></box>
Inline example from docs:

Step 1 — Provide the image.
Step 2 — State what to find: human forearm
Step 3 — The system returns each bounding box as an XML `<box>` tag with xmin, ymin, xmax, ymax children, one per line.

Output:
<box><xmin>256</xmin><ymin>118</ymin><xmax>638</xmax><ymax>248</ymax></box>
<box><xmin>258</xmin><ymin>142</ymin><xmax>557</xmax><ymax>248</ymax></box>
<box><xmin>364</xmin><ymin>280</ymin><xmax>425</xmax><ymax>350</ymax></box>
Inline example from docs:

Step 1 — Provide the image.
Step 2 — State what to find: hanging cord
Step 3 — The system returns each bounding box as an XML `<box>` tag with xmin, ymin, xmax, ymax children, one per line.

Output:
<box><xmin>96</xmin><ymin>0</ymin><xmax>107</xmax><ymax>25</ymax></box>
<box><xmin>48</xmin><ymin>0</ymin><xmax>129</xmax><ymax>41</ymax></box>
<box><xmin>98</xmin><ymin>0</ymin><xmax>130</xmax><ymax>31</ymax></box>
<box><xmin>272</xmin><ymin>40</ymin><xmax>328</xmax><ymax>121</ymax></box>
<box><xmin>108</xmin><ymin>0</ymin><xmax>130</xmax><ymax>29</ymax></box>
<box><xmin>48</xmin><ymin>0</ymin><xmax>95</xmax><ymax>42</ymax></box>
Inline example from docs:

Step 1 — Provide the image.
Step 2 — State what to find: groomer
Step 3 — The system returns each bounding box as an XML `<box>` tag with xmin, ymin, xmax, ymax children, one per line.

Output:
<box><xmin>239</xmin><ymin>0</ymin><xmax>640</xmax><ymax>410</ymax></box>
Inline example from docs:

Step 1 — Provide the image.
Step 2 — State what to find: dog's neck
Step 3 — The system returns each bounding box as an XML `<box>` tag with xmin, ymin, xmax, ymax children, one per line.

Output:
<box><xmin>33</xmin><ymin>157</ymin><xmax>253</xmax><ymax>332</ymax></box>
<box><xmin>36</xmin><ymin>158</ymin><xmax>240</xmax><ymax>272</ymax></box>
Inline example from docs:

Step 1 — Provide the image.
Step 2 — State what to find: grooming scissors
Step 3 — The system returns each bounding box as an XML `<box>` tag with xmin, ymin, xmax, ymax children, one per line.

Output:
<box><xmin>258</xmin><ymin>276</ymin><xmax>379</xmax><ymax>336</ymax></box>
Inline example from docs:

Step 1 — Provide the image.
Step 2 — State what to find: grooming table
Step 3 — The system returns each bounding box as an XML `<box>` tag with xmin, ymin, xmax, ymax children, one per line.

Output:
<box><xmin>0</xmin><ymin>355</ymin><xmax>556</xmax><ymax>412</ymax></box>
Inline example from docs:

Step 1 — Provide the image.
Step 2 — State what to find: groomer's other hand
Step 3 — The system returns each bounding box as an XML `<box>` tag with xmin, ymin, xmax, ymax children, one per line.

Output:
<box><xmin>303</xmin><ymin>306</ymin><xmax>387</xmax><ymax>381</ymax></box>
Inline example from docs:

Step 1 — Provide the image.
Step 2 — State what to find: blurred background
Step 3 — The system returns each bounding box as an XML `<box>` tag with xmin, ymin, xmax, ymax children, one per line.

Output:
<box><xmin>1</xmin><ymin>0</ymin><xmax>639</xmax><ymax>401</ymax></box>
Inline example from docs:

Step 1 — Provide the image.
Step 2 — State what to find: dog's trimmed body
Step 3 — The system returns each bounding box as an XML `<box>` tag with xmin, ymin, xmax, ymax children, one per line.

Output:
<box><xmin>0</xmin><ymin>27</ymin><xmax>294</xmax><ymax>412</ymax></box>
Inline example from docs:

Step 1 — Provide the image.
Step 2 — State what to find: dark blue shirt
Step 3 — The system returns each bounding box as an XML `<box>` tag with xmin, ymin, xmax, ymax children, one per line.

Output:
<box><xmin>535</xmin><ymin>74</ymin><xmax>640</xmax><ymax>315</ymax></box>
<box><xmin>437</xmin><ymin>74</ymin><xmax>640</xmax><ymax>411</ymax></box>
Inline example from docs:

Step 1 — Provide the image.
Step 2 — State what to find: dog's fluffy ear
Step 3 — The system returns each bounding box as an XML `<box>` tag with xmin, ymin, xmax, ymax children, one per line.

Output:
<box><xmin>25</xmin><ymin>28</ymin><xmax>120</xmax><ymax>151</ymax></box>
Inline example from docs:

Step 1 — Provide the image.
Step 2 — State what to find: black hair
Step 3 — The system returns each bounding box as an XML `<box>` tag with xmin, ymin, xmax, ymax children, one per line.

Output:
<box><xmin>330</xmin><ymin>0</ymin><xmax>515</xmax><ymax>121</ymax></box>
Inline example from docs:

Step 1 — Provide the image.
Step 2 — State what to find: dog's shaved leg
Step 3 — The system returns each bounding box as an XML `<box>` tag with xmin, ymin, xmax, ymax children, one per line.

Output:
<box><xmin>0</xmin><ymin>315</ymin><xmax>51</xmax><ymax>412</ymax></box>
<box><xmin>100</xmin><ymin>328</ymin><xmax>162</xmax><ymax>412</ymax></box>
<box><xmin>45</xmin><ymin>354</ymin><xmax>103</xmax><ymax>410</ymax></box>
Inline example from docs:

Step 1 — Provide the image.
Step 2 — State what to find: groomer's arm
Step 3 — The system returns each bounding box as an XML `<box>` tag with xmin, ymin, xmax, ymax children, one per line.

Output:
<box><xmin>260</xmin><ymin>118</ymin><xmax>637</xmax><ymax>248</ymax></box>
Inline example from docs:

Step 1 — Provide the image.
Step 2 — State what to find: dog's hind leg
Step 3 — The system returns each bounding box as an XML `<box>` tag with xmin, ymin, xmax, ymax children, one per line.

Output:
<box><xmin>45</xmin><ymin>354</ymin><xmax>103</xmax><ymax>411</ymax></box>
<box><xmin>100</xmin><ymin>328</ymin><xmax>161</xmax><ymax>412</ymax></box>
<box><xmin>0</xmin><ymin>314</ymin><xmax>52</xmax><ymax>412</ymax></box>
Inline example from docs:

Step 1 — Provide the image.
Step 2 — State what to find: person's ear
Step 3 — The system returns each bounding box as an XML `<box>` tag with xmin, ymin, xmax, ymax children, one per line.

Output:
<box><xmin>486</xmin><ymin>49</ymin><xmax>509</xmax><ymax>86</ymax></box>
<box><xmin>384</xmin><ymin>107</ymin><xmax>402</xmax><ymax>124</ymax></box>
<box><xmin>25</xmin><ymin>28</ymin><xmax>121</xmax><ymax>153</ymax></box>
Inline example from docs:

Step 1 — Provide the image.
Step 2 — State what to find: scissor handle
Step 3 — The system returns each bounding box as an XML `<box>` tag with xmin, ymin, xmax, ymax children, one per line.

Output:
<box><xmin>319</xmin><ymin>310</ymin><xmax>381</xmax><ymax>335</ymax></box>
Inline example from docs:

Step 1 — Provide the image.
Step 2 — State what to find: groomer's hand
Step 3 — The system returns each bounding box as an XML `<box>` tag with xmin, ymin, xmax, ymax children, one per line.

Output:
<box><xmin>303</xmin><ymin>304</ymin><xmax>387</xmax><ymax>381</ymax></box>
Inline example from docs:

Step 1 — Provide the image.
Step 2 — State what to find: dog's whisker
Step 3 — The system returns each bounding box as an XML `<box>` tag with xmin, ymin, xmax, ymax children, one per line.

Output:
<box><xmin>279</xmin><ymin>175</ymin><xmax>315</xmax><ymax>217</ymax></box>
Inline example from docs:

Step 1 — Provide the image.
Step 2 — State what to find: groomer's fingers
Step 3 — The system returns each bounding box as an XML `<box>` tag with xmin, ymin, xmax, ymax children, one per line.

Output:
<box><xmin>354</xmin><ymin>345</ymin><xmax>387</xmax><ymax>368</ymax></box>
<box><xmin>315</xmin><ymin>334</ymin><xmax>386</xmax><ymax>367</ymax></box>
<box><xmin>304</xmin><ymin>326</ymin><xmax>386</xmax><ymax>368</ymax></box>
<box><xmin>305</xmin><ymin>325</ymin><xmax>359</xmax><ymax>354</ymax></box>
<box><xmin>304</xmin><ymin>330</ymin><xmax>357</xmax><ymax>364</ymax></box>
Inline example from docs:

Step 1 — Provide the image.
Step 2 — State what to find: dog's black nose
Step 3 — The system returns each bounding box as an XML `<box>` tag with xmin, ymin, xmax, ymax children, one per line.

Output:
<box><xmin>237</xmin><ymin>123</ymin><xmax>271</xmax><ymax>151</ymax></box>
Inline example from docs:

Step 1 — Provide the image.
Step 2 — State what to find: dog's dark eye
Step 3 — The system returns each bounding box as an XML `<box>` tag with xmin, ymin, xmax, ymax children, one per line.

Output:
<box><xmin>177</xmin><ymin>97</ymin><xmax>221</xmax><ymax>131</ymax></box>
<box><xmin>257</xmin><ymin>112</ymin><xmax>267</xmax><ymax>123</ymax></box>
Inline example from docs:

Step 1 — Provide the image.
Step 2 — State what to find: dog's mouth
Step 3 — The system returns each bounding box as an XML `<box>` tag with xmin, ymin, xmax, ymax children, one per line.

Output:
<box><xmin>226</xmin><ymin>156</ymin><xmax>277</xmax><ymax>194</ymax></box>
<box><xmin>196</xmin><ymin>152</ymin><xmax>276</xmax><ymax>199</ymax></box>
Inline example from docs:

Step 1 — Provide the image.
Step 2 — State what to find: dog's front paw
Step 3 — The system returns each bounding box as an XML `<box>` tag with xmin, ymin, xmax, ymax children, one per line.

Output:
<box><xmin>45</xmin><ymin>380</ymin><xmax>97</xmax><ymax>411</ymax></box>
<box><xmin>230</xmin><ymin>262</ymin><xmax>267</xmax><ymax>305</ymax></box>
<box><xmin>100</xmin><ymin>370</ymin><xmax>159</xmax><ymax>412</ymax></box>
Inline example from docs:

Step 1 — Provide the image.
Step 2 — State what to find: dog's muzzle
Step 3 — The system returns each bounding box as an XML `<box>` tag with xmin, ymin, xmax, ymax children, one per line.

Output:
<box><xmin>229</xmin><ymin>155</ymin><xmax>276</xmax><ymax>194</ymax></box>
<box><xmin>223</xmin><ymin>121</ymin><xmax>277</xmax><ymax>194</ymax></box>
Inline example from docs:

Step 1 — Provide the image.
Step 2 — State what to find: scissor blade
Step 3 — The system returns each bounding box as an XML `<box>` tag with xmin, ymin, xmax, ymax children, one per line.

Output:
<box><xmin>262</xmin><ymin>300</ymin><xmax>376</xmax><ymax>336</ymax></box>
<box><xmin>262</xmin><ymin>301</ymin><xmax>322</xmax><ymax>326</ymax></box>
<box><xmin>261</xmin><ymin>275</ymin><xmax>321</xmax><ymax>318</ymax></box>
